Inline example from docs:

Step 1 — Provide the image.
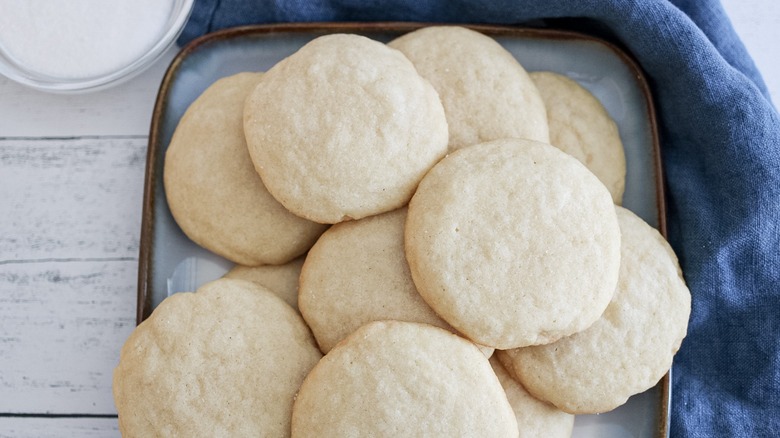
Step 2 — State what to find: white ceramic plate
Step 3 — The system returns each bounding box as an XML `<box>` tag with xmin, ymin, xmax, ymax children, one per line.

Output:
<box><xmin>139</xmin><ymin>23</ymin><xmax>667</xmax><ymax>438</ymax></box>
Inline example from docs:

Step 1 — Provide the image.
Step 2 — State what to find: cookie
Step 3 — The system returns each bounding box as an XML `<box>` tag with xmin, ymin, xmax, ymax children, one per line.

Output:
<box><xmin>291</xmin><ymin>321</ymin><xmax>517</xmax><ymax>437</ymax></box>
<box><xmin>298</xmin><ymin>207</ymin><xmax>493</xmax><ymax>356</ymax></box>
<box><xmin>405</xmin><ymin>138</ymin><xmax>621</xmax><ymax>349</ymax></box>
<box><xmin>388</xmin><ymin>26</ymin><xmax>548</xmax><ymax>151</ymax></box>
<box><xmin>498</xmin><ymin>206</ymin><xmax>691</xmax><ymax>414</ymax></box>
<box><xmin>243</xmin><ymin>34</ymin><xmax>448</xmax><ymax>224</ymax></box>
<box><xmin>164</xmin><ymin>72</ymin><xmax>327</xmax><ymax>266</ymax></box>
<box><xmin>113</xmin><ymin>278</ymin><xmax>322</xmax><ymax>436</ymax></box>
<box><xmin>530</xmin><ymin>71</ymin><xmax>626</xmax><ymax>204</ymax></box>
<box><xmin>224</xmin><ymin>255</ymin><xmax>305</xmax><ymax>311</ymax></box>
<box><xmin>489</xmin><ymin>356</ymin><xmax>574</xmax><ymax>438</ymax></box>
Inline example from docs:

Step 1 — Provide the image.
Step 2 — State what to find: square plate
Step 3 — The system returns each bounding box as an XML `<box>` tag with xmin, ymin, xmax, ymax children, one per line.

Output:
<box><xmin>138</xmin><ymin>23</ymin><xmax>667</xmax><ymax>438</ymax></box>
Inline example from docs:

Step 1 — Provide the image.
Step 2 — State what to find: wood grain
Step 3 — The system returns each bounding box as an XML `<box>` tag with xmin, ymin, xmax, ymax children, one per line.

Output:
<box><xmin>0</xmin><ymin>137</ymin><xmax>145</xmax><ymax>262</ymax></box>
<box><xmin>0</xmin><ymin>260</ymin><xmax>136</xmax><ymax>414</ymax></box>
<box><xmin>0</xmin><ymin>137</ymin><xmax>144</xmax><ymax>415</ymax></box>
<box><xmin>721</xmin><ymin>0</ymin><xmax>780</xmax><ymax>104</ymax></box>
<box><xmin>0</xmin><ymin>417</ymin><xmax>118</xmax><ymax>438</ymax></box>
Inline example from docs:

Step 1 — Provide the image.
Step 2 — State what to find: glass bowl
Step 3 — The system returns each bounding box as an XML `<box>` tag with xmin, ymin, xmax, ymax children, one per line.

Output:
<box><xmin>0</xmin><ymin>0</ymin><xmax>194</xmax><ymax>93</ymax></box>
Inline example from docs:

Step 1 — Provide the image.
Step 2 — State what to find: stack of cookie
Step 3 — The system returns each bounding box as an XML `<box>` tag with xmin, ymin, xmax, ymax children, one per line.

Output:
<box><xmin>113</xmin><ymin>26</ymin><xmax>691</xmax><ymax>437</ymax></box>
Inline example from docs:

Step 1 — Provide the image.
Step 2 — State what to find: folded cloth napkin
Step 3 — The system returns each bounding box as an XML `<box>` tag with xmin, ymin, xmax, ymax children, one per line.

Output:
<box><xmin>179</xmin><ymin>1</ymin><xmax>780</xmax><ymax>436</ymax></box>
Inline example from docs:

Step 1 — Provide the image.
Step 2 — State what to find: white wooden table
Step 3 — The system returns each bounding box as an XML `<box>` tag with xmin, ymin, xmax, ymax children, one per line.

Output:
<box><xmin>0</xmin><ymin>4</ymin><xmax>777</xmax><ymax>435</ymax></box>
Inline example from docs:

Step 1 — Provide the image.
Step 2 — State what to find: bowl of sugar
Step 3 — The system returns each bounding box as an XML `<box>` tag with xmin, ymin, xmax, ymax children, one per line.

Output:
<box><xmin>0</xmin><ymin>0</ymin><xmax>194</xmax><ymax>93</ymax></box>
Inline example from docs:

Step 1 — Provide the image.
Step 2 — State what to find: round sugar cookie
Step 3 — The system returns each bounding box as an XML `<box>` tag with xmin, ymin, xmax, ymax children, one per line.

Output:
<box><xmin>405</xmin><ymin>138</ymin><xmax>621</xmax><ymax>350</ymax></box>
<box><xmin>388</xmin><ymin>26</ymin><xmax>548</xmax><ymax>151</ymax></box>
<box><xmin>498</xmin><ymin>207</ymin><xmax>691</xmax><ymax>414</ymax></box>
<box><xmin>291</xmin><ymin>321</ymin><xmax>517</xmax><ymax>437</ymax></box>
<box><xmin>113</xmin><ymin>278</ymin><xmax>322</xmax><ymax>436</ymax></box>
<box><xmin>489</xmin><ymin>356</ymin><xmax>574</xmax><ymax>438</ymax></box>
<box><xmin>244</xmin><ymin>34</ymin><xmax>448</xmax><ymax>224</ymax></box>
<box><xmin>224</xmin><ymin>255</ymin><xmax>305</xmax><ymax>311</ymax></box>
<box><xmin>530</xmin><ymin>71</ymin><xmax>626</xmax><ymax>204</ymax></box>
<box><xmin>164</xmin><ymin>72</ymin><xmax>327</xmax><ymax>266</ymax></box>
<box><xmin>298</xmin><ymin>207</ymin><xmax>493</xmax><ymax>357</ymax></box>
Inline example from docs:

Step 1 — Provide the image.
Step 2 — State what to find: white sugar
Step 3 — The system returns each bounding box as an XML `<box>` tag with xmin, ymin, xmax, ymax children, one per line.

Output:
<box><xmin>0</xmin><ymin>0</ymin><xmax>174</xmax><ymax>79</ymax></box>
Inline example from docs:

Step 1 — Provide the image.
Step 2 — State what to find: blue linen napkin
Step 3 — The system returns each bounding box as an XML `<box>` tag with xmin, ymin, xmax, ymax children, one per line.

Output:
<box><xmin>179</xmin><ymin>1</ymin><xmax>780</xmax><ymax>436</ymax></box>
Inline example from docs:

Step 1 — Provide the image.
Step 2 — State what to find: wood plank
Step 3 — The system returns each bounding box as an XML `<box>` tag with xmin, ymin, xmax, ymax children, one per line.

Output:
<box><xmin>0</xmin><ymin>416</ymin><xmax>118</xmax><ymax>438</ymax></box>
<box><xmin>0</xmin><ymin>137</ymin><xmax>146</xmax><ymax>262</ymax></box>
<box><xmin>0</xmin><ymin>47</ymin><xmax>175</xmax><ymax>137</ymax></box>
<box><xmin>0</xmin><ymin>137</ymin><xmax>145</xmax><ymax>413</ymax></box>
<box><xmin>721</xmin><ymin>0</ymin><xmax>780</xmax><ymax>103</ymax></box>
<box><xmin>0</xmin><ymin>260</ymin><xmax>136</xmax><ymax>414</ymax></box>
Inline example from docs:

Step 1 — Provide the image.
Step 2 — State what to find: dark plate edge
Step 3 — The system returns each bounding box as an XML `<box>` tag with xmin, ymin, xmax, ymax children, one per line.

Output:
<box><xmin>137</xmin><ymin>53</ymin><xmax>170</xmax><ymax>325</ymax></box>
<box><xmin>136</xmin><ymin>21</ymin><xmax>668</xmax><ymax>437</ymax></box>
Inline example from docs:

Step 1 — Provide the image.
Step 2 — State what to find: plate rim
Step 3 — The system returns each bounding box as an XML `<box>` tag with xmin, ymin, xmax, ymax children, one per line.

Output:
<box><xmin>137</xmin><ymin>21</ymin><xmax>667</xmax><ymax>437</ymax></box>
